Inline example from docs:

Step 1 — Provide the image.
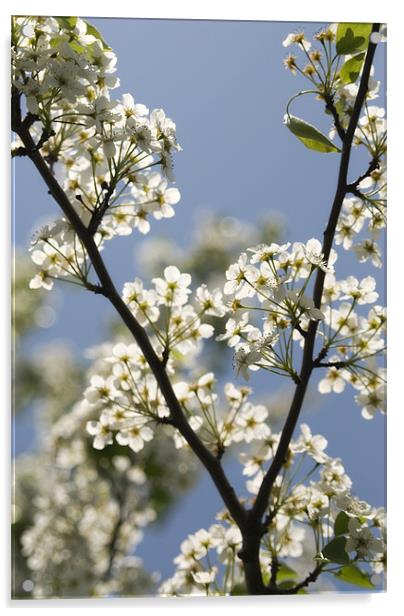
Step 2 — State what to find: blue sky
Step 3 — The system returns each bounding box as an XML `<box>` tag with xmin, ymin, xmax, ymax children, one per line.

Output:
<box><xmin>13</xmin><ymin>18</ymin><xmax>386</xmax><ymax>584</ymax></box>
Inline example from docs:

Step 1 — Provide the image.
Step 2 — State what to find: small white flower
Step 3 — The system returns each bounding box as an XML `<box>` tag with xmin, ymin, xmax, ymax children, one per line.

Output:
<box><xmin>84</xmin><ymin>375</ymin><xmax>117</xmax><ymax>404</ymax></box>
<box><xmin>335</xmin><ymin>495</ymin><xmax>375</xmax><ymax>519</ymax></box>
<box><xmin>307</xmin><ymin>489</ymin><xmax>329</xmax><ymax>520</ymax></box>
<box><xmin>276</xmin><ymin>515</ymin><xmax>306</xmax><ymax>558</ymax></box>
<box><xmin>217</xmin><ymin>313</ymin><xmax>255</xmax><ymax>348</ymax></box>
<box><xmin>223</xmin><ymin>253</ymin><xmax>256</xmax><ymax>298</ymax></box>
<box><xmin>303</xmin><ymin>238</ymin><xmax>334</xmax><ymax>273</ymax></box>
<box><xmin>318</xmin><ymin>365</ymin><xmax>346</xmax><ymax>394</ymax></box>
<box><xmin>153</xmin><ymin>265</ymin><xmax>192</xmax><ymax>306</ymax></box>
<box><xmin>233</xmin><ymin>347</ymin><xmax>261</xmax><ymax>380</ymax></box>
<box><xmin>116</xmin><ymin>417</ymin><xmax>154</xmax><ymax>452</ymax></box>
<box><xmin>355</xmin><ymin>385</ymin><xmax>386</xmax><ymax>419</ymax></box>
<box><xmin>249</xmin><ymin>242</ymin><xmax>291</xmax><ymax>263</ymax></box>
<box><xmin>353</xmin><ymin>240</ymin><xmax>382</xmax><ymax>268</ymax></box>
<box><xmin>195</xmin><ymin>285</ymin><xmax>227</xmax><ymax>317</ymax></box>
<box><xmin>119</xmin><ymin>92</ymin><xmax>149</xmax><ymax>122</ymax></box>
<box><xmin>233</xmin><ymin>403</ymin><xmax>270</xmax><ymax>443</ymax></box>
<box><xmin>86</xmin><ymin>418</ymin><xmax>113</xmax><ymax>450</ymax></box>
<box><xmin>340</xmin><ymin>276</ymin><xmax>378</xmax><ymax>304</ymax></box>
<box><xmin>282</xmin><ymin>31</ymin><xmax>312</xmax><ymax>50</ymax></box>
<box><xmin>191</xmin><ymin>568</ymin><xmax>217</xmax><ymax>586</ymax></box>
<box><xmin>346</xmin><ymin>519</ymin><xmax>384</xmax><ymax>557</ymax></box>
<box><xmin>319</xmin><ymin>458</ymin><xmax>352</xmax><ymax>496</ymax></box>
<box><xmin>292</xmin><ymin>424</ymin><xmax>328</xmax><ymax>463</ymax></box>
<box><xmin>322</xmin><ymin>273</ymin><xmax>341</xmax><ymax>304</ymax></box>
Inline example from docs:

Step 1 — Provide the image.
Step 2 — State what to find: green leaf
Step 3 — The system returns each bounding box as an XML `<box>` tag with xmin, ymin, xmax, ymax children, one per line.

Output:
<box><xmin>55</xmin><ymin>17</ymin><xmax>77</xmax><ymax>31</ymax></box>
<box><xmin>276</xmin><ymin>564</ymin><xmax>298</xmax><ymax>582</ymax></box>
<box><xmin>285</xmin><ymin>115</ymin><xmax>341</xmax><ymax>153</ymax></box>
<box><xmin>322</xmin><ymin>536</ymin><xmax>351</xmax><ymax>564</ymax></box>
<box><xmin>69</xmin><ymin>40</ymin><xmax>87</xmax><ymax>56</ymax></box>
<box><xmin>84</xmin><ymin>21</ymin><xmax>111</xmax><ymax>49</ymax></box>
<box><xmin>334</xmin><ymin>564</ymin><xmax>375</xmax><ymax>589</ymax></box>
<box><xmin>336</xmin><ymin>23</ymin><xmax>372</xmax><ymax>55</ymax></box>
<box><xmin>334</xmin><ymin>511</ymin><xmax>350</xmax><ymax>536</ymax></box>
<box><xmin>278</xmin><ymin>580</ymin><xmax>296</xmax><ymax>590</ymax></box>
<box><xmin>264</xmin><ymin>563</ymin><xmax>297</xmax><ymax>587</ymax></box>
<box><xmin>339</xmin><ymin>52</ymin><xmax>366</xmax><ymax>84</ymax></box>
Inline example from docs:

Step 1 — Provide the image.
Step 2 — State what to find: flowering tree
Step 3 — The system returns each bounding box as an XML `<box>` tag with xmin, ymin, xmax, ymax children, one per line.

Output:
<box><xmin>12</xmin><ymin>17</ymin><xmax>386</xmax><ymax>596</ymax></box>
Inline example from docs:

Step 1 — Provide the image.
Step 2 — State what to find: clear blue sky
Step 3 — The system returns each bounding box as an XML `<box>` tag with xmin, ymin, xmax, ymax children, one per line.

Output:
<box><xmin>13</xmin><ymin>18</ymin><xmax>386</xmax><ymax>583</ymax></box>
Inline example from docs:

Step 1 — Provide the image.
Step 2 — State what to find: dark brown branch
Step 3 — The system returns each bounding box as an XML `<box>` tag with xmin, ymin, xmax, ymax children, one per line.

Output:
<box><xmin>292</xmin><ymin>320</ymin><xmax>307</xmax><ymax>339</ymax></box>
<box><xmin>275</xmin><ymin>563</ymin><xmax>324</xmax><ymax>595</ymax></box>
<box><xmin>290</xmin><ymin>563</ymin><xmax>324</xmax><ymax>593</ymax></box>
<box><xmin>324</xmin><ymin>93</ymin><xmax>346</xmax><ymax>141</ymax></box>
<box><xmin>88</xmin><ymin>181</ymin><xmax>116</xmax><ymax>235</ymax></box>
<box><xmin>161</xmin><ymin>346</ymin><xmax>170</xmax><ymax>367</ymax></box>
<box><xmin>13</xmin><ymin>97</ymin><xmax>247</xmax><ymax>533</ymax></box>
<box><xmin>314</xmin><ymin>360</ymin><xmax>347</xmax><ymax>369</ymax></box>
<box><xmin>348</xmin><ymin>185</ymin><xmax>367</xmax><ymax>200</ymax></box>
<box><xmin>268</xmin><ymin>555</ymin><xmax>280</xmax><ymax>589</ymax></box>
<box><xmin>346</xmin><ymin>156</ymin><xmax>380</xmax><ymax>194</ymax></box>
<box><xmin>248</xmin><ymin>24</ymin><xmax>381</xmax><ymax>531</ymax></box>
<box><xmin>85</xmin><ymin>282</ymin><xmax>106</xmax><ymax>295</ymax></box>
<box><xmin>238</xmin><ymin>530</ymin><xmax>268</xmax><ymax>594</ymax></box>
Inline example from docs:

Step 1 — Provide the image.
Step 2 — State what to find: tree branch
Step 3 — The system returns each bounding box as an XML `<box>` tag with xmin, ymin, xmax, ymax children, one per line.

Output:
<box><xmin>88</xmin><ymin>181</ymin><xmax>116</xmax><ymax>235</ymax></box>
<box><xmin>273</xmin><ymin>562</ymin><xmax>324</xmax><ymax>595</ymax></box>
<box><xmin>314</xmin><ymin>360</ymin><xmax>347</xmax><ymax>369</ymax></box>
<box><xmin>346</xmin><ymin>156</ymin><xmax>380</xmax><ymax>194</ymax></box>
<box><xmin>248</xmin><ymin>24</ymin><xmax>380</xmax><ymax>527</ymax></box>
<box><xmin>324</xmin><ymin>92</ymin><xmax>346</xmax><ymax>141</ymax></box>
<box><xmin>12</xmin><ymin>95</ymin><xmax>247</xmax><ymax>533</ymax></box>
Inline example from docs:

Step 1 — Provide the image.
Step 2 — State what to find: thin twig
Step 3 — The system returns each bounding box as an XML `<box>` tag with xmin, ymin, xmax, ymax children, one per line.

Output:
<box><xmin>346</xmin><ymin>156</ymin><xmax>380</xmax><ymax>194</ymax></box>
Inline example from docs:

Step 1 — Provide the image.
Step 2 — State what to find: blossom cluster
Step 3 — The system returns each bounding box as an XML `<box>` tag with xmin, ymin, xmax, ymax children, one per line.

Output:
<box><xmin>335</xmin><ymin>177</ymin><xmax>386</xmax><ymax>269</ymax></box>
<box><xmin>84</xmin><ymin>336</ymin><xmax>273</xmax><ymax>455</ymax></box>
<box><xmin>281</xmin><ymin>24</ymin><xmax>386</xmax><ymax>140</ymax></box>
<box><xmin>122</xmin><ymin>266</ymin><xmax>227</xmax><ymax>353</ymax></box>
<box><xmin>216</xmin><ymin>239</ymin><xmax>385</xmax><ymax>419</ymax></box>
<box><xmin>218</xmin><ymin>238</ymin><xmax>332</xmax><ymax>379</ymax></box>
<box><xmin>12</xmin><ymin>17</ymin><xmax>181</xmax><ymax>290</ymax></box>
<box><xmin>14</xmin><ymin>346</ymin><xmax>199</xmax><ymax>598</ymax></box>
<box><xmin>319</xmin><ymin>292</ymin><xmax>386</xmax><ymax>419</ymax></box>
<box><xmin>81</xmin><ymin>267</ymin><xmax>231</xmax><ymax>453</ymax></box>
<box><xmin>159</xmin><ymin>421</ymin><xmax>386</xmax><ymax>595</ymax></box>
<box><xmin>281</xmin><ymin>25</ymin><xmax>386</xmax><ymax>269</ymax></box>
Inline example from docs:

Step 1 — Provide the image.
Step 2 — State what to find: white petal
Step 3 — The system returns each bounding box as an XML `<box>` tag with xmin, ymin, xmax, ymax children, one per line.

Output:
<box><xmin>164</xmin><ymin>265</ymin><xmax>180</xmax><ymax>282</ymax></box>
